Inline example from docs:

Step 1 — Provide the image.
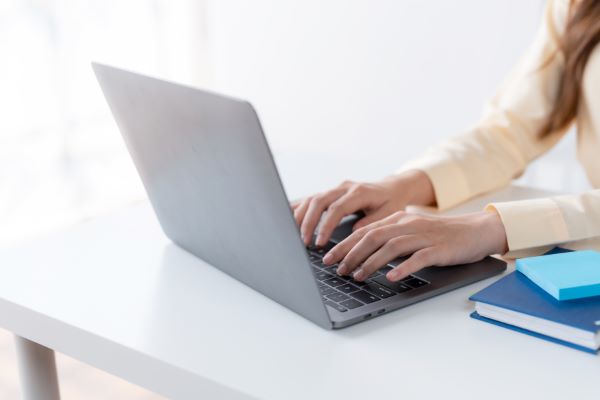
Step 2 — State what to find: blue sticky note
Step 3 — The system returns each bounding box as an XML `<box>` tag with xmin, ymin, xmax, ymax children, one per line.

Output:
<box><xmin>516</xmin><ymin>250</ymin><xmax>600</xmax><ymax>301</ymax></box>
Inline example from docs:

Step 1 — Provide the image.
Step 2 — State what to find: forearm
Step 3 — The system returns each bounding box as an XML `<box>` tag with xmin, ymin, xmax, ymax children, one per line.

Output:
<box><xmin>396</xmin><ymin>0</ymin><xmax>568</xmax><ymax>211</ymax></box>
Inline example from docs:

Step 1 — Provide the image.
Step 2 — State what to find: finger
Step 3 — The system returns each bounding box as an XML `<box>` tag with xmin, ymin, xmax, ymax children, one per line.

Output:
<box><xmin>352</xmin><ymin>235</ymin><xmax>425</xmax><ymax>280</ymax></box>
<box><xmin>339</xmin><ymin>224</ymin><xmax>404</xmax><ymax>276</ymax></box>
<box><xmin>293</xmin><ymin>198</ymin><xmax>310</xmax><ymax>226</ymax></box>
<box><xmin>323</xmin><ymin>216</ymin><xmax>392</xmax><ymax>266</ymax></box>
<box><xmin>387</xmin><ymin>247</ymin><xmax>438</xmax><ymax>282</ymax></box>
<box><xmin>315</xmin><ymin>192</ymin><xmax>366</xmax><ymax>247</ymax></box>
<box><xmin>352</xmin><ymin>209</ymin><xmax>393</xmax><ymax>231</ymax></box>
<box><xmin>323</xmin><ymin>212</ymin><xmax>405</xmax><ymax>266</ymax></box>
<box><xmin>300</xmin><ymin>188</ymin><xmax>345</xmax><ymax>246</ymax></box>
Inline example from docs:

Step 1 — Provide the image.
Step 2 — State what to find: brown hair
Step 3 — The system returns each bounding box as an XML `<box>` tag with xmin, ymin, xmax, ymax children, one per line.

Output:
<box><xmin>539</xmin><ymin>0</ymin><xmax>600</xmax><ymax>138</ymax></box>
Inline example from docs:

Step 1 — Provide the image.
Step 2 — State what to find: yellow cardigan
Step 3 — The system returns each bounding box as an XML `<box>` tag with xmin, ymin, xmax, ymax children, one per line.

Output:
<box><xmin>400</xmin><ymin>0</ymin><xmax>600</xmax><ymax>257</ymax></box>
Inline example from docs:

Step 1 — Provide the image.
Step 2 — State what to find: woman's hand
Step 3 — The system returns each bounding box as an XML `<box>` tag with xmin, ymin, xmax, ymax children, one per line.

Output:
<box><xmin>322</xmin><ymin>210</ymin><xmax>508</xmax><ymax>282</ymax></box>
<box><xmin>291</xmin><ymin>170</ymin><xmax>435</xmax><ymax>247</ymax></box>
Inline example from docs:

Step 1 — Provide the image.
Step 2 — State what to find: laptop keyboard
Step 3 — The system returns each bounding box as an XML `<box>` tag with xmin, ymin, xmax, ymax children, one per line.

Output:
<box><xmin>308</xmin><ymin>242</ymin><xmax>430</xmax><ymax>313</ymax></box>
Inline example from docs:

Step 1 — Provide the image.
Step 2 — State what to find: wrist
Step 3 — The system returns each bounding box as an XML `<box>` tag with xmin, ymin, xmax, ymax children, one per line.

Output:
<box><xmin>381</xmin><ymin>170</ymin><xmax>436</xmax><ymax>207</ymax></box>
<box><xmin>480</xmin><ymin>210</ymin><xmax>509</xmax><ymax>255</ymax></box>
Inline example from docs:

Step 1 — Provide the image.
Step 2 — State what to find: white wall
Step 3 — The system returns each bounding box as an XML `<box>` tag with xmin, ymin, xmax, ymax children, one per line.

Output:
<box><xmin>203</xmin><ymin>0</ymin><xmax>591</xmax><ymax>199</ymax></box>
<box><xmin>0</xmin><ymin>0</ymin><xmax>208</xmax><ymax>246</ymax></box>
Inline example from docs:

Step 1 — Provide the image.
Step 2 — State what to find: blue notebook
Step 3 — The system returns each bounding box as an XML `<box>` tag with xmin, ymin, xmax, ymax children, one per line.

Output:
<box><xmin>470</xmin><ymin>311</ymin><xmax>598</xmax><ymax>354</ymax></box>
<box><xmin>469</xmin><ymin>271</ymin><xmax>600</xmax><ymax>353</ymax></box>
<box><xmin>516</xmin><ymin>250</ymin><xmax>600</xmax><ymax>300</ymax></box>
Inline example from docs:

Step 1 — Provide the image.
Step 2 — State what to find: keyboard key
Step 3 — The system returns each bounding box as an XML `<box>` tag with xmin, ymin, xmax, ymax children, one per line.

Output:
<box><xmin>326</xmin><ymin>292</ymin><xmax>350</xmax><ymax>302</ymax></box>
<box><xmin>372</xmin><ymin>275</ymin><xmax>413</xmax><ymax>293</ymax></box>
<box><xmin>350</xmin><ymin>290</ymin><xmax>380</xmax><ymax>304</ymax></box>
<box><xmin>363</xmin><ymin>282</ymin><xmax>396</xmax><ymax>298</ymax></box>
<box><xmin>315</xmin><ymin>271</ymin><xmax>334</xmax><ymax>281</ymax></box>
<box><xmin>380</xmin><ymin>266</ymin><xmax>394</xmax><ymax>274</ymax></box>
<box><xmin>312</xmin><ymin>261</ymin><xmax>327</xmax><ymax>268</ymax></box>
<box><xmin>324</xmin><ymin>300</ymin><xmax>347</xmax><ymax>312</ymax></box>
<box><xmin>311</xmin><ymin>247</ymin><xmax>326</xmax><ymax>255</ymax></box>
<box><xmin>319</xmin><ymin>286</ymin><xmax>336</xmax><ymax>296</ymax></box>
<box><xmin>340</xmin><ymin>298</ymin><xmax>363</xmax><ymax>309</ymax></box>
<box><xmin>321</xmin><ymin>262</ymin><xmax>338</xmax><ymax>271</ymax></box>
<box><xmin>404</xmin><ymin>277</ymin><xmax>429</xmax><ymax>288</ymax></box>
<box><xmin>323</xmin><ymin>277</ymin><xmax>345</xmax><ymax>287</ymax></box>
<box><xmin>309</xmin><ymin>241</ymin><xmax>336</xmax><ymax>255</ymax></box>
<box><xmin>395</xmin><ymin>283</ymin><xmax>412</xmax><ymax>293</ymax></box>
<box><xmin>337</xmin><ymin>283</ymin><xmax>360</xmax><ymax>294</ymax></box>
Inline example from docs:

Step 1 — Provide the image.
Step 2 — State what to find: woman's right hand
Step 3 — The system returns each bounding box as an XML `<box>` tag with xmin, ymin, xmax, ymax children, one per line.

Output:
<box><xmin>291</xmin><ymin>170</ymin><xmax>436</xmax><ymax>247</ymax></box>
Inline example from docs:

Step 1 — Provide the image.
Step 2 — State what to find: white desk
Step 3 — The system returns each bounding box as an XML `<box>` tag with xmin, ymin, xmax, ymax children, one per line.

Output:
<box><xmin>0</xmin><ymin>185</ymin><xmax>598</xmax><ymax>400</ymax></box>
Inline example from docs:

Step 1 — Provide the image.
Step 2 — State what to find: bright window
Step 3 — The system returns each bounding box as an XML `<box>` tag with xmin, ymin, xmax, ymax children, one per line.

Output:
<box><xmin>0</xmin><ymin>0</ymin><xmax>207</xmax><ymax>246</ymax></box>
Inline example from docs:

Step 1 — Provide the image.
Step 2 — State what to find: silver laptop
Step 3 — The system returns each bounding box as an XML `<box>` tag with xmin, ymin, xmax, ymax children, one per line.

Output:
<box><xmin>93</xmin><ymin>63</ymin><xmax>506</xmax><ymax>329</ymax></box>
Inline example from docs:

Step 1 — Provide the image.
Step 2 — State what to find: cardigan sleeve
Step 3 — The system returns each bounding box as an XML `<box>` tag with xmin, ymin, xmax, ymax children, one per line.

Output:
<box><xmin>485</xmin><ymin>190</ymin><xmax>600</xmax><ymax>257</ymax></box>
<box><xmin>395</xmin><ymin>1</ymin><xmax>600</xmax><ymax>256</ymax></box>
<box><xmin>400</xmin><ymin>0</ymin><xmax>600</xmax><ymax>257</ymax></box>
<box><xmin>398</xmin><ymin>0</ymin><xmax>570</xmax><ymax>210</ymax></box>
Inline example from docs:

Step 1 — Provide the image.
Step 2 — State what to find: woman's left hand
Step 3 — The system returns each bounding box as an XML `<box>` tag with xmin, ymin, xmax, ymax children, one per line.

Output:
<box><xmin>322</xmin><ymin>210</ymin><xmax>508</xmax><ymax>282</ymax></box>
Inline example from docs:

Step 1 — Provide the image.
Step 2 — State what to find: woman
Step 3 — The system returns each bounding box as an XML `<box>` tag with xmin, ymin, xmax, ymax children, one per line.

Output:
<box><xmin>292</xmin><ymin>0</ymin><xmax>600</xmax><ymax>283</ymax></box>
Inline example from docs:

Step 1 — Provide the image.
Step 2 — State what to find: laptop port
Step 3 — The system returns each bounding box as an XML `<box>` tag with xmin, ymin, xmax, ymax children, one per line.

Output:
<box><xmin>377</xmin><ymin>309</ymin><xmax>386</xmax><ymax>315</ymax></box>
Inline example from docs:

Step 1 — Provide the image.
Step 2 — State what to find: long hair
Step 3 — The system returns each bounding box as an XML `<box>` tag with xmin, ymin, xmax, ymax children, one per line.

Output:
<box><xmin>539</xmin><ymin>0</ymin><xmax>600</xmax><ymax>137</ymax></box>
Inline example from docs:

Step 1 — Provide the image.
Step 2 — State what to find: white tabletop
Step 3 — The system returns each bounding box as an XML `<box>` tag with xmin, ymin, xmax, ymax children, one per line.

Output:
<box><xmin>0</xmin><ymin>185</ymin><xmax>598</xmax><ymax>399</ymax></box>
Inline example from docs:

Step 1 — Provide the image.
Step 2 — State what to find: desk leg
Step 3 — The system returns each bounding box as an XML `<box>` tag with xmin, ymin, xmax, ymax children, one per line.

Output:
<box><xmin>14</xmin><ymin>336</ymin><xmax>61</xmax><ymax>400</ymax></box>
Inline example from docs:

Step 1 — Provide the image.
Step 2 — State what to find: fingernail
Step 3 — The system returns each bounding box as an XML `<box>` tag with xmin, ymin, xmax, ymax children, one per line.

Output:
<box><xmin>337</xmin><ymin>262</ymin><xmax>346</xmax><ymax>275</ymax></box>
<box><xmin>315</xmin><ymin>235</ymin><xmax>323</xmax><ymax>247</ymax></box>
<box><xmin>353</xmin><ymin>269</ymin><xmax>364</xmax><ymax>281</ymax></box>
<box><xmin>323</xmin><ymin>253</ymin><xmax>333</xmax><ymax>264</ymax></box>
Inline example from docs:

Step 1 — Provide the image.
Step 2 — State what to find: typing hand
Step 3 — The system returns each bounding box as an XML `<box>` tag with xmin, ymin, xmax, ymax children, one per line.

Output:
<box><xmin>322</xmin><ymin>210</ymin><xmax>508</xmax><ymax>282</ymax></box>
<box><xmin>291</xmin><ymin>170</ymin><xmax>435</xmax><ymax>248</ymax></box>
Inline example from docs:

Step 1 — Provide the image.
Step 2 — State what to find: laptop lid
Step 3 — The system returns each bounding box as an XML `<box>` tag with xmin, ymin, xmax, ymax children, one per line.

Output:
<box><xmin>92</xmin><ymin>63</ymin><xmax>332</xmax><ymax>329</ymax></box>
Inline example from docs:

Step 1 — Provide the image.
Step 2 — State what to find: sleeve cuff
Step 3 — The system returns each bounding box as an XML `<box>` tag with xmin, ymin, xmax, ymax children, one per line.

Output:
<box><xmin>485</xmin><ymin>197</ymin><xmax>570</xmax><ymax>257</ymax></box>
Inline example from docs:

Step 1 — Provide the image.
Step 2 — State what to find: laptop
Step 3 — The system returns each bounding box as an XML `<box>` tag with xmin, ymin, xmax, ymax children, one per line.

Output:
<box><xmin>92</xmin><ymin>63</ymin><xmax>506</xmax><ymax>329</ymax></box>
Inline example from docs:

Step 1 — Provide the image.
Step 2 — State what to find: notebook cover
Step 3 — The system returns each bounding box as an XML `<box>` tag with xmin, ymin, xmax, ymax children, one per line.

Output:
<box><xmin>469</xmin><ymin>271</ymin><xmax>600</xmax><ymax>333</ymax></box>
<box><xmin>544</xmin><ymin>247</ymin><xmax>573</xmax><ymax>255</ymax></box>
<box><xmin>470</xmin><ymin>311</ymin><xmax>598</xmax><ymax>354</ymax></box>
<box><xmin>516</xmin><ymin>250</ymin><xmax>600</xmax><ymax>301</ymax></box>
